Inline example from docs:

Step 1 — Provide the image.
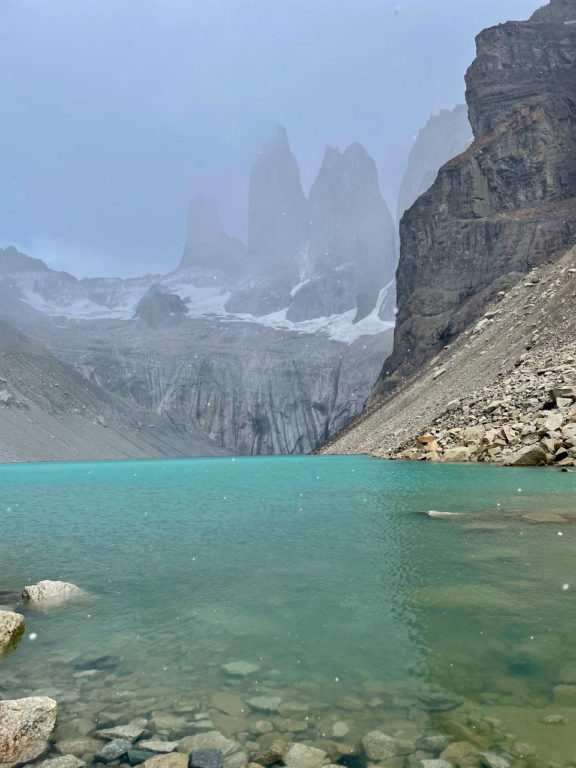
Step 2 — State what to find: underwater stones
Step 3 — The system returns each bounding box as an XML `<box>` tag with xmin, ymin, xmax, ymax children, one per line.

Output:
<box><xmin>222</xmin><ymin>662</ymin><xmax>260</xmax><ymax>677</ymax></box>
<box><xmin>251</xmin><ymin>721</ymin><xmax>273</xmax><ymax>735</ymax></box>
<box><xmin>55</xmin><ymin>739</ymin><xmax>104</xmax><ymax>757</ymax></box>
<box><xmin>416</xmin><ymin>735</ymin><xmax>453</xmax><ymax>753</ymax></box>
<box><xmin>95</xmin><ymin>739</ymin><xmax>133</xmax><ymax>763</ymax></box>
<box><xmin>22</xmin><ymin>580</ymin><xmax>80</xmax><ymax>602</ymax></box>
<box><xmin>188</xmin><ymin>751</ymin><xmax>224</xmax><ymax>768</ymax></box>
<box><xmin>96</xmin><ymin>723</ymin><xmax>146</xmax><ymax>742</ymax></box>
<box><xmin>143</xmin><ymin>755</ymin><xmax>187</xmax><ymax>768</ymax></box>
<box><xmin>0</xmin><ymin>696</ymin><xmax>58</xmax><ymax>768</ymax></box>
<box><xmin>151</xmin><ymin>713</ymin><xmax>188</xmax><ymax>734</ymax></box>
<box><xmin>210</xmin><ymin>693</ymin><xmax>246</xmax><ymax>718</ymax></box>
<box><xmin>419</xmin><ymin>761</ymin><xmax>453</xmax><ymax>768</ymax></box>
<box><xmin>177</xmin><ymin>733</ymin><xmax>240</xmax><ymax>759</ymax></box>
<box><xmin>245</xmin><ymin>697</ymin><xmax>281</xmax><ymax>713</ymax></box>
<box><xmin>283</xmin><ymin>743</ymin><xmax>327</xmax><ymax>768</ymax></box>
<box><xmin>127</xmin><ymin>750</ymin><xmax>157</xmax><ymax>766</ymax></box>
<box><xmin>223</xmin><ymin>752</ymin><xmax>248</xmax><ymax>768</ymax></box>
<box><xmin>540</xmin><ymin>714</ymin><xmax>566</xmax><ymax>725</ymax></box>
<box><xmin>252</xmin><ymin>735</ymin><xmax>287</xmax><ymax>765</ymax></box>
<box><xmin>440</xmin><ymin>742</ymin><xmax>479</xmax><ymax>768</ymax></box>
<box><xmin>138</xmin><ymin>741</ymin><xmax>178</xmax><ymax>754</ymax></box>
<box><xmin>331</xmin><ymin>721</ymin><xmax>350</xmax><ymax>738</ymax></box>
<box><xmin>362</xmin><ymin>731</ymin><xmax>399</xmax><ymax>761</ymax></box>
<box><xmin>0</xmin><ymin>611</ymin><xmax>25</xmax><ymax>654</ymax></box>
<box><xmin>478</xmin><ymin>753</ymin><xmax>510</xmax><ymax>768</ymax></box>
<box><xmin>35</xmin><ymin>756</ymin><xmax>86</xmax><ymax>768</ymax></box>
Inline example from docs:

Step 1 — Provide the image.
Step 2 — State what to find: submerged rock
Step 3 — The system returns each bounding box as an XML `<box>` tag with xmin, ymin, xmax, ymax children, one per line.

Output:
<box><xmin>138</xmin><ymin>741</ymin><xmax>178</xmax><ymax>754</ymax></box>
<box><xmin>426</xmin><ymin>511</ymin><xmax>464</xmax><ymax>519</ymax></box>
<box><xmin>283</xmin><ymin>743</ymin><xmax>327</xmax><ymax>768</ymax></box>
<box><xmin>245</xmin><ymin>697</ymin><xmax>281</xmax><ymax>713</ymax></box>
<box><xmin>0</xmin><ymin>610</ymin><xmax>25</xmax><ymax>654</ymax></box>
<box><xmin>177</xmin><ymin>733</ymin><xmax>239</xmax><ymax>758</ymax></box>
<box><xmin>0</xmin><ymin>696</ymin><xmax>58</xmax><ymax>767</ymax></box>
<box><xmin>35</xmin><ymin>757</ymin><xmax>86</xmax><ymax>768</ymax></box>
<box><xmin>95</xmin><ymin>723</ymin><xmax>145</xmax><ymax>742</ymax></box>
<box><xmin>22</xmin><ymin>580</ymin><xmax>81</xmax><ymax>602</ymax></box>
<box><xmin>221</xmin><ymin>661</ymin><xmax>260</xmax><ymax>677</ymax></box>
<box><xmin>188</xmin><ymin>750</ymin><xmax>224</xmax><ymax>768</ymax></box>
<box><xmin>362</xmin><ymin>731</ymin><xmax>399</xmax><ymax>761</ymax></box>
<box><xmin>143</xmin><ymin>756</ymin><xmax>187</xmax><ymax>768</ymax></box>
<box><xmin>95</xmin><ymin>739</ymin><xmax>133</xmax><ymax>763</ymax></box>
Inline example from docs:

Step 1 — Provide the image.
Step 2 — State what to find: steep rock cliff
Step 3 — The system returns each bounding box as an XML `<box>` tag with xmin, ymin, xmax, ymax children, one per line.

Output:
<box><xmin>287</xmin><ymin>143</ymin><xmax>397</xmax><ymax>322</ymax></box>
<box><xmin>372</xmin><ymin>0</ymin><xmax>576</xmax><ymax>400</ymax></box>
<box><xmin>396</xmin><ymin>105</ymin><xmax>472</xmax><ymax>221</ymax></box>
<box><xmin>179</xmin><ymin>199</ymin><xmax>246</xmax><ymax>276</ymax></box>
<box><xmin>34</xmin><ymin>318</ymin><xmax>392</xmax><ymax>455</ymax></box>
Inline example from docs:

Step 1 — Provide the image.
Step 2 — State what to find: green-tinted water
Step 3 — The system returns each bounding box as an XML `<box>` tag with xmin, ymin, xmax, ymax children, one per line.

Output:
<box><xmin>1</xmin><ymin>456</ymin><xmax>575</xmax><ymax>764</ymax></box>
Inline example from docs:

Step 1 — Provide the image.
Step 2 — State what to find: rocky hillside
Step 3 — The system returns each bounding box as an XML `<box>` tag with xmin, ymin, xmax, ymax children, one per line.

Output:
<box><xmin>372</xmin><ymin>0</ymin><xmax>576</xmax><ymax>401</ymax></box>
<box><xmin>318</xmin><ymin>245</ymin><xmax>576</xmax><ymax>467</ymax></box>
<box><xmin>0</xmin><ymin>320</ymin><xmax>225</xmax><ymax>462</ymax></box>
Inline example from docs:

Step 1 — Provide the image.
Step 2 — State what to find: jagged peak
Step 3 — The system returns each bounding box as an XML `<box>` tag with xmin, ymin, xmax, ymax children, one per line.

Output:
<box><xmin>532</xmin><ymin>0</ymin><xmax>576</xmax><ymax>22</ymax></box>
<box><xmin>0</xmin><ymin>245</ymin><xmax>49</xmax><ymax>274</ymax></box>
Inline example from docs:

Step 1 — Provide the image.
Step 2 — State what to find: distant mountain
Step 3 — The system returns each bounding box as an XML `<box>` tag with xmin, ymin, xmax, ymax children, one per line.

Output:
<box><xmin>0</xmin><ymin>245</ymin><xmax>48</xmax><ymax>273</ymax></box>
<box><xmin>179</xmin><ymin>198</ymin><xmax>246</xmax><ymax>277</ymax></box>
<box><xmin>397</xmin><ymin>105</ymin><xmax>472</xmax><ymax>221</ymax></box>
<box><xmin>288</xmin><ymin>143</ymin><xmax>396</xmax><ymax>322</ymax></box>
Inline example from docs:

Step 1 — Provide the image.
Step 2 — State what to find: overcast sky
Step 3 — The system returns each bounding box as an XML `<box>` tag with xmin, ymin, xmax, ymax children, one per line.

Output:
<box><xmin>0</xmin><ymin>0</ymin><xmax>542</xmax><ymax>277</ymax></box>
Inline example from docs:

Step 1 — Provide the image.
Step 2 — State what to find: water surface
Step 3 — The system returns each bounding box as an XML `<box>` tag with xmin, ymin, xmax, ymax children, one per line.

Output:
<box><xmin>1</xmin><ymin>456</ymin><xmax>575</xmax><ymax>763</ymax></box>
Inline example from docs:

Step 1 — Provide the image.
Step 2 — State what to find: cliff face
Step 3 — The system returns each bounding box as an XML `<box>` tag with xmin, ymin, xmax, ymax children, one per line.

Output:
<box><xmin>179</xmin><ymin>199</ymin><xmax>246</xmax><ymax>276</ymax></box>
<box><xmin>396</xmin><ymin>105</ymin><xmax>472</xmax><ymax>221</ymax></box>
<box><xmin>287</xmin><ymin>144</ymin><xmax>396</xmax><ymax>322</ymax></box>
<box><xmin>372</xmin><ymin>0</ymin><xmax>576</xmax><ymax>400</ymax></box>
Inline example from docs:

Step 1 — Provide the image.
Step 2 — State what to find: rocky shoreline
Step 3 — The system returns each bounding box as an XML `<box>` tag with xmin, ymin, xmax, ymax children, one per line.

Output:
<box><xmin>378</xmin><ymin>342</ymin><xmax>576</xmax><ymax>467</ymax></box>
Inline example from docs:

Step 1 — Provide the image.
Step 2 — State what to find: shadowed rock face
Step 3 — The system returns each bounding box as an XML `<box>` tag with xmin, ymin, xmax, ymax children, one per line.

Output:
<box><xmin>179</xmin><ymin>199</ymin><xmax>246</xmax><ymax>277</ymax></box>
<box><xmin>0</xmin><ymin>246</ymin><xmax>48</xmax><ymax>274</ymax></box>
<box><xmin>288</xmin><ymin>144</ymin><xmax>396</xmax><ymax>323</ymax></box>
<box><xmin>134</xmin><ymin>285</ymin><xmax>188</xmax><ymax>328</ymax></box>
<box><xmin>372</xmin><ymin>0</ymin><xmax>576</xmax><ymax>400</ymax></box>
<box><xmin>397</xmin><ymin>105</ymin><xmax>472</xmax><ymax>221</ymax></box>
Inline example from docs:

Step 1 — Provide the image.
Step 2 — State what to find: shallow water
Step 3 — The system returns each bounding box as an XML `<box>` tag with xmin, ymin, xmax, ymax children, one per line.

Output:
<box><xmin>1</xmin><ymin>456</ymin><xmax>575</xmax><ymax>764</ymax></box>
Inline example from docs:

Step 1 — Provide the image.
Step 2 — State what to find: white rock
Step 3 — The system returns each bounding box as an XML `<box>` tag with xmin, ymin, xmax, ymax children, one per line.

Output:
<box><xmin>95</xmin><ymin>722</ymin><xmax>145</xmax><ymax>742</ymax></box>
<box><xmin>22</xmin><ymin>581</ymin><xmax>81</xmax><ymax>602</ymax></box>
<box><xmin>0</xmin><ymin>696</ymin><xmax>58</xmax><ymax>767</ymax></box>
<box><xmin>426</xmin><ymin>511</ymin><xmax>464</xmax><ymax>518</ymax></box>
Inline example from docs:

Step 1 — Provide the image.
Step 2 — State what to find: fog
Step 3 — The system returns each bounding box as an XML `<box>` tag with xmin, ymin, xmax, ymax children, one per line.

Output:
<box><xmin>0</xmin><ymin>0</ymin><xmax>542</xmax><ymax>277</ymax></box>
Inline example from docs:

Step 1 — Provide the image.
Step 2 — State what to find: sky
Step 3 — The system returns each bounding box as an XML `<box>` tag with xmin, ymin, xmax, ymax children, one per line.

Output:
<box><xmin>0</xmin><ymin>0</ymin><xmax>542</xmax><ymax>277</ymax></box>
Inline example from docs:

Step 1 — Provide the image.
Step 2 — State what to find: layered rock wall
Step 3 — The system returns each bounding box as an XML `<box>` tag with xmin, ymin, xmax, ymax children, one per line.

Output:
<box><xmin>372</xmin><ymin>0</ymin><xmax>576</xmax><ymax>400</ymax></box>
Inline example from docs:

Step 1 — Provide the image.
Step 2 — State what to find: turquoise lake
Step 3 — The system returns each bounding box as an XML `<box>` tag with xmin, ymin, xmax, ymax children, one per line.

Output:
<box><xmin>1</xmin><ymin>455</ymin><xmax>575</xmax><ymax>765</ymax></box>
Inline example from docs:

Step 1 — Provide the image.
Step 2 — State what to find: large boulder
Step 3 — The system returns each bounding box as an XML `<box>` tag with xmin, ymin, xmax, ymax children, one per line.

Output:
<box><xmin>0</xmin><ymin>611</ymin><xmax>25</xmax><ymax>655</ymax></box>
<box><xmin>0</xmin><ymin>697</ymin><xmax>58</xmax><ymax>768</ymax></box>
<box><xmin>22</xmin><ymin>580</ymin><xmax>80</xmax><ymax>602</ymax></box>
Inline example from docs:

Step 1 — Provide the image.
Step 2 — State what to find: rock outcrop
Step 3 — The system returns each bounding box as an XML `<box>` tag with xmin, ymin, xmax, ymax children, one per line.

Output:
<box><xmin>0</xmin><ymin>611</ymin><xmax>25</xmax><ymax>656</ymax></box>
<box><xmin>372</xmin><ymin>0</ymin><xmax>576</xmax><ymax>401</ymax></box>
<box><xmin>22</xmin><ymin>580</ymin><xmax>80</xmax><ymax>602</ymax></box>
<box><xmin>134</xmin><ymin>286</ymin><xmax>188</xmax><ymax>328</ymax></box>
<box><xmin>0</xmin><ymin>697</ymin><xmax>58</xmax><ymax>768</ymax></box>
<box><xmin>179</xmin><ymin>199</ymin><xmax>246</xmax><ymax>277</ymax></box>
<box><xmin>287</xmin><ymin>143</ymin><xmax>396</xmax><ymax>322</ymax></box>
<box><xmin>396</xmin><ymin>105</ymin><xmax>472</xmax><ymax>221</ymax></box>
<box><xmin>0</xmin><ymin>246</ymin><xmax>48</xmax><ymax>274</ymax></box>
